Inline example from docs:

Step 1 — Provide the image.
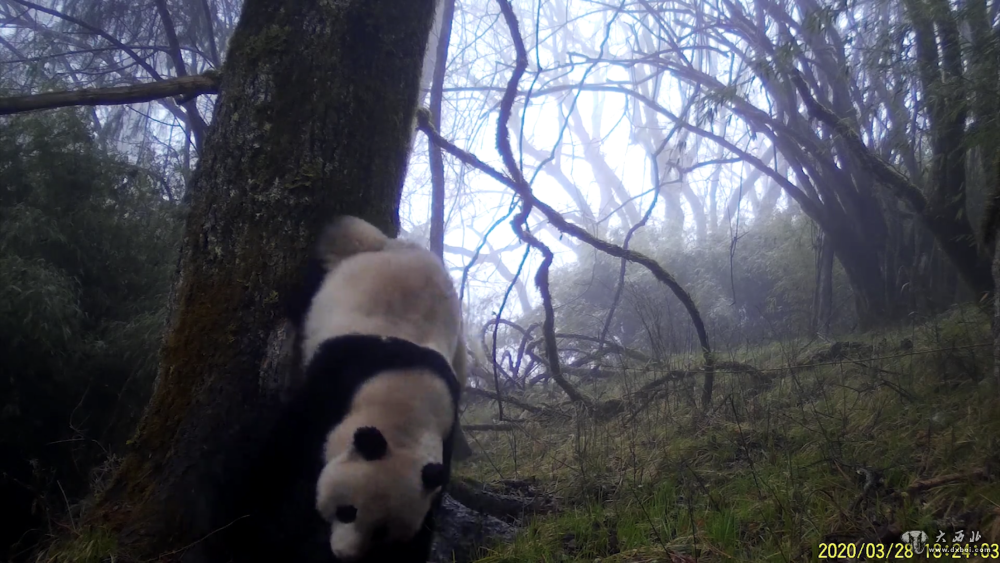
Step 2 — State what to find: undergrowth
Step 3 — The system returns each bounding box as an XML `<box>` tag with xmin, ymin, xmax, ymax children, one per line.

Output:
<box><xmin>459</xmin><ymin>306</ymin><xmax>1000</xmax><ymax>562</ymax></box>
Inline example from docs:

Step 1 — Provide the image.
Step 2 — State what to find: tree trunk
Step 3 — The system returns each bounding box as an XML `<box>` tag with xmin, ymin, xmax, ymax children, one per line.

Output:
<box><xmin>427</xmin><ymin>0</ymin><xmax>455</xmax><ymax>260</ymax></box>
<box><xmin>89</xmin><ymin>0</ymin><xmax>439</xmax><ymax>559</ymax></box>
<box><xmin>811</xmin><ymin>231</ymin><xmax>835</xmax><ymax>336</ymax></box>
<box><xmin>820</xmin><ymin>218</ymin><xmax>894</xmax><ymax>329</ymax></box>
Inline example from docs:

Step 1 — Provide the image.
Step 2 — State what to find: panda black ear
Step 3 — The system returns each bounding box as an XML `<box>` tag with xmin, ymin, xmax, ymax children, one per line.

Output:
<box><xmin>353</xmin><ymin>426</ymin><xmax>388</xmax><ymax>461</ymax></box>
<box><xmin>421</xmin><ymin>462</ymin><xmax>448</xmax><ymax>490</ymax></box>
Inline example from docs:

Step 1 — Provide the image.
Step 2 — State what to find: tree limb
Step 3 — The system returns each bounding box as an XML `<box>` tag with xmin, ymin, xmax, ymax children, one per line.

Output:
<box><xmin>415</xmin><ymin>108</ymin><xmax>716</xmax><ymax>407</ymax></box>
<box><xmin>494</xmin><ymin>0</ymin><xmax>591</xmax><ymax>407</ymax></box>
<box><xmin>427</xmin><ymin>0</ymin><xmax>456</xmax><ymax>259</ymax></box>
<box><xmin>0</xmin><ymin>73</ymin><xmax>220</xmax><ymax>116</ymax></box>
<box><xmin>154</xmin><ymin>0</ymin><xmax>208</xmax><ymax>148</ymax></box>
<box><xmin>788</xmin><ymin>69</ymin><xmax>993</xmax><ymax>298</ymax></box>
<box><xmin>9</xmin><ymin>0</ymin><xmax>165</xmax><ymax>81</ymax></box>
<box><xmin>906</xmin><ymin>469</ymin><xmax>987</xmax><ymax>493</ymax></box>
<box><xmin>199</xmin><ymin>0</ymin><xmax>222</xmax><ymax>68</ymax></box>
<box><xmin>463</xmin><ymin>387</ymin><xmax>554</xmax><ymax>416</ymax></box>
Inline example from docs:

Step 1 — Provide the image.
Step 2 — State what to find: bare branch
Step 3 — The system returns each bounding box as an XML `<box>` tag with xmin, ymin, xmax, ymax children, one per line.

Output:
<box><xmin>154</xmin><ymin>0</ymin><xmax>208</xmax><ymax>148</ymax></box>
<box><xmin>0</xmin><ymin>72</ymin><xmax>220</xmax><ymax>116</ymax></box>
<box><xmin>9</xmin><ymin>0</ymin><xmax>164</xmax><ymax>81</ymax></box>
<box><xmin>600</xmin><ymin>134</ymin><xmax>670</xmax><ymax>344</ymax></box>
<box><xmin>416</xmin><ymin>105</ymin><xmax>716</xmax><ymax>407</ymax></box>
<box><xmin>495</xmin><ymin>0</ymin><xmax>591</xmax><ymax>407</ymax></box>
<box><xmin>199</xmin><ymin>0</ymin><xmax>222</xmax><ymax>67</ymax></box>
<box><xmin>463</xmin><ymin>386</ymin><xmax>552</xmax><ymax>416</ymax></box>
<box><xmin>553</xmin><ymin>333</ymin><xmax>650</xmax><ymax>362</ymax></box>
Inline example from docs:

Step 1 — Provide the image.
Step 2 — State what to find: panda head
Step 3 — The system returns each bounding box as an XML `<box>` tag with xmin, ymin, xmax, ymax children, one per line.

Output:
<box><xmin>315</xmin><ymin>426</ymin><xmax>448</xmax><ymax>561</ymax></box>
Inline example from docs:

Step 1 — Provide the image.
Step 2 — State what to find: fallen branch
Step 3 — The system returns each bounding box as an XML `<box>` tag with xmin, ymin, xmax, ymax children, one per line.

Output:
<box><xmin>523</xmin><ymin>345</ymin><xmax>618</xmax><ymax>381</ymax></box>
<box><xmin>480</xmin><ymin>318</ymin><xmax>537</xmax><ymax>384</ymax></box>
<box><xmin>638</xmin><ymin>369</ymin><xmax>697</xmax><ymax>393</ymax></box>
<box><xmin>0</xmin><ymin>72</ymin><xmax>221</xmax><ymax>116</ymax></box>
<box><xmin>907</xmin><ymin>469</ymin><xmax>988</xmax><ymax>493</ymax></box>
<box><xmin>448</xmin><ymin>477</ymin><xmax>555</xmax><ymax>523</ymax></box>
<box><xmin>554</xmin><ymin>333</ymin><xmax>650</xmax><ymax>362</ymax></box>
<box><xmin>464</xmin><ymin>387</ymin><xmax>554</xmax><ymax>416</ymax></box>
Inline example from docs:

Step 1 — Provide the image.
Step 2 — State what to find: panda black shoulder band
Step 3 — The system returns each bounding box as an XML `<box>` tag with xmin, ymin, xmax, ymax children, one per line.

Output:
<box><xmin>308</xmin><ymin>333</ymin><xmax>462</xmax><ymax>410</ymax></box>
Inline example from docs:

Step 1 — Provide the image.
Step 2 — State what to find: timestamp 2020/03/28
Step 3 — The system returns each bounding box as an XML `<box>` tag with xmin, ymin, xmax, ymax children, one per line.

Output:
<box><xmin>816</xmin><ymin>542</ymin><xmax>913</xmax><ymax>559</ymax></box>
<box><xmin>815</xmin><ymin>541</ymin><xmax>1000</xmax><ymax>559</ymax></box>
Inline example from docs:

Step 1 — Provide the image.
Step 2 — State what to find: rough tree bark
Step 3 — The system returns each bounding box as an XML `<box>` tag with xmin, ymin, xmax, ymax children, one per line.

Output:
<box><xmin>88</xmin><ymin>0</ymin><xmax>440</xmax><ymax>560</ymax></box>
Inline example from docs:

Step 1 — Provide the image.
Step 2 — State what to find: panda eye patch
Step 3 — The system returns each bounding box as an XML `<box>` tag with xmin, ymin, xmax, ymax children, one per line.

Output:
<box><xmin>334</xmin><ymin>505</ymin><xmax>358</xmax><ymax>523</ymax></box>
<box><xmin>353</xmin><ymin>426</ymin><xmax>388</xmax><ymax>460</ymax></box>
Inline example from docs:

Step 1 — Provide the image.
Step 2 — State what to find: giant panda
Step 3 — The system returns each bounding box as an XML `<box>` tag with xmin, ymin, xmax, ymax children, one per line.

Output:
<box><xmin>228</xmin><ymin>216</ymin><xmax>468</xmax><ymax>563</ymax></box>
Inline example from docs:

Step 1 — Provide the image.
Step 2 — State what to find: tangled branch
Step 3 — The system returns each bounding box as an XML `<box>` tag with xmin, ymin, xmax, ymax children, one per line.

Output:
<box><xmin>415</xmin><ymin>5</ymin><xmax>716</xmax><ymax>409</ymax></box>
<box><xmin>494</xmin><ymin>0</ymin><xmax>591</xmax><ymax>406</ymax></box>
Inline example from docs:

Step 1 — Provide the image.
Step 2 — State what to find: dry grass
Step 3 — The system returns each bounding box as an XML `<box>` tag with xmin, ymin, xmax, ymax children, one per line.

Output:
<box><xmin>459</xmin><ymin>305</ymin><xmax>1000</xmax><ymax>562</ymax></box>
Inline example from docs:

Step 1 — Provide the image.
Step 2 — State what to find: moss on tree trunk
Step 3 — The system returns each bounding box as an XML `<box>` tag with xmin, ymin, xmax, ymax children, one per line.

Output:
<box><xmin>89</xmin><ymin>0</ymin><xmax>439</xmax><ymax>559</ymax></box>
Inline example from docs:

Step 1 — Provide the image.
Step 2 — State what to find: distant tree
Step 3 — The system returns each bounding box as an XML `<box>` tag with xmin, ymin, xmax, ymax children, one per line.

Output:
<box><xmin>55</xmin><ymin>0</ymin><xmax>442</xmax><ymax>561</ymax></box>
<box><xmin>0</xmin><ymin>108</ymin><xmax>180</xmax><ymax>561</ymax></box>
<box><xmin>0</xmin><ymin>0</ymin><xmax>236</xmax><ymax>177</ymax></box>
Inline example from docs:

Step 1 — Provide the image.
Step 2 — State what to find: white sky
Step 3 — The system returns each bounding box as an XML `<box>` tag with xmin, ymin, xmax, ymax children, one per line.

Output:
<box><xmin>1</xmin><ymin>0</ymin><xmax>800</xmax><ymax>329</ymax></box>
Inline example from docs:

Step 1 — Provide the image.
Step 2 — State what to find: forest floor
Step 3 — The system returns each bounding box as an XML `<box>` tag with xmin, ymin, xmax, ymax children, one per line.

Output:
<box><xmin>457</xmin><ymin>305</ymin><xmax>1000</xmax><ymax>562</ymax></box>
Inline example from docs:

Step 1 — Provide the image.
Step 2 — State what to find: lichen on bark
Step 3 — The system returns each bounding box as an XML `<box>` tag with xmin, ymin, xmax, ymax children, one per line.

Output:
<box><xmin>87</xmin><ymin>0</ymin><xmax>440</xmax><ymax>559</ymax></box>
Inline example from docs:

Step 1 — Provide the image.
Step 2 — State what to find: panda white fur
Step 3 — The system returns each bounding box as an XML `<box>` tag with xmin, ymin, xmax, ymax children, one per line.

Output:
<box><xmin>300</xmin><ymin>216</ymin><xmax>468</xmax><ymax>561</ymax></box>
<box><xmin>300</xmin><ymin>215</ymin><xmax>467</xmax><ymax>376</ymax></box>
<box><xmin>234</xmin><ymin>215</ymin><xmax>466</xmax><ymax>563</ymax></box>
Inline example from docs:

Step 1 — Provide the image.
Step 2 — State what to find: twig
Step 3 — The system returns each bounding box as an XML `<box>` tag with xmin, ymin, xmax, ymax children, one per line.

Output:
<box><xmin>56</xmin><ymin>481</ymin><xmax>76</xmax><ymax>533</ymax></box>
<box><xmin>600</xmin><ymin>146</ymin><xmax>663</xmax><ymax>344</ymax></box>
<box><xmin>145</xmin><ymin>514</ymin><xmax>250</xmax><ymax>561</ymax></box>
<box><xmin>458</xmin><ymin>199</ymin><xmax>518</xmax><ymax>304</ymax></box>
<box><xmin>490</xmin><ymin>245</ymin><xmax>532</xmax><ymax>418</ymax></box>
<box><xmin>494</xmin><ymin>0</ymin><xmax>591</xmax><ymax>407</ymax></box>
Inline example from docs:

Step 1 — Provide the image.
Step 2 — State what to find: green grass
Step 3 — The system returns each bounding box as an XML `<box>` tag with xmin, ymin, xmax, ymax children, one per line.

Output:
<box><xmin>459</xmin><ymin>306</ymin><xmax>1000</xmax><ymax>562</ymax></box>
<box><xmin>34</xmin><ymin>527</ymin><xmax>118</xmax><ymax>563</ymax></box>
